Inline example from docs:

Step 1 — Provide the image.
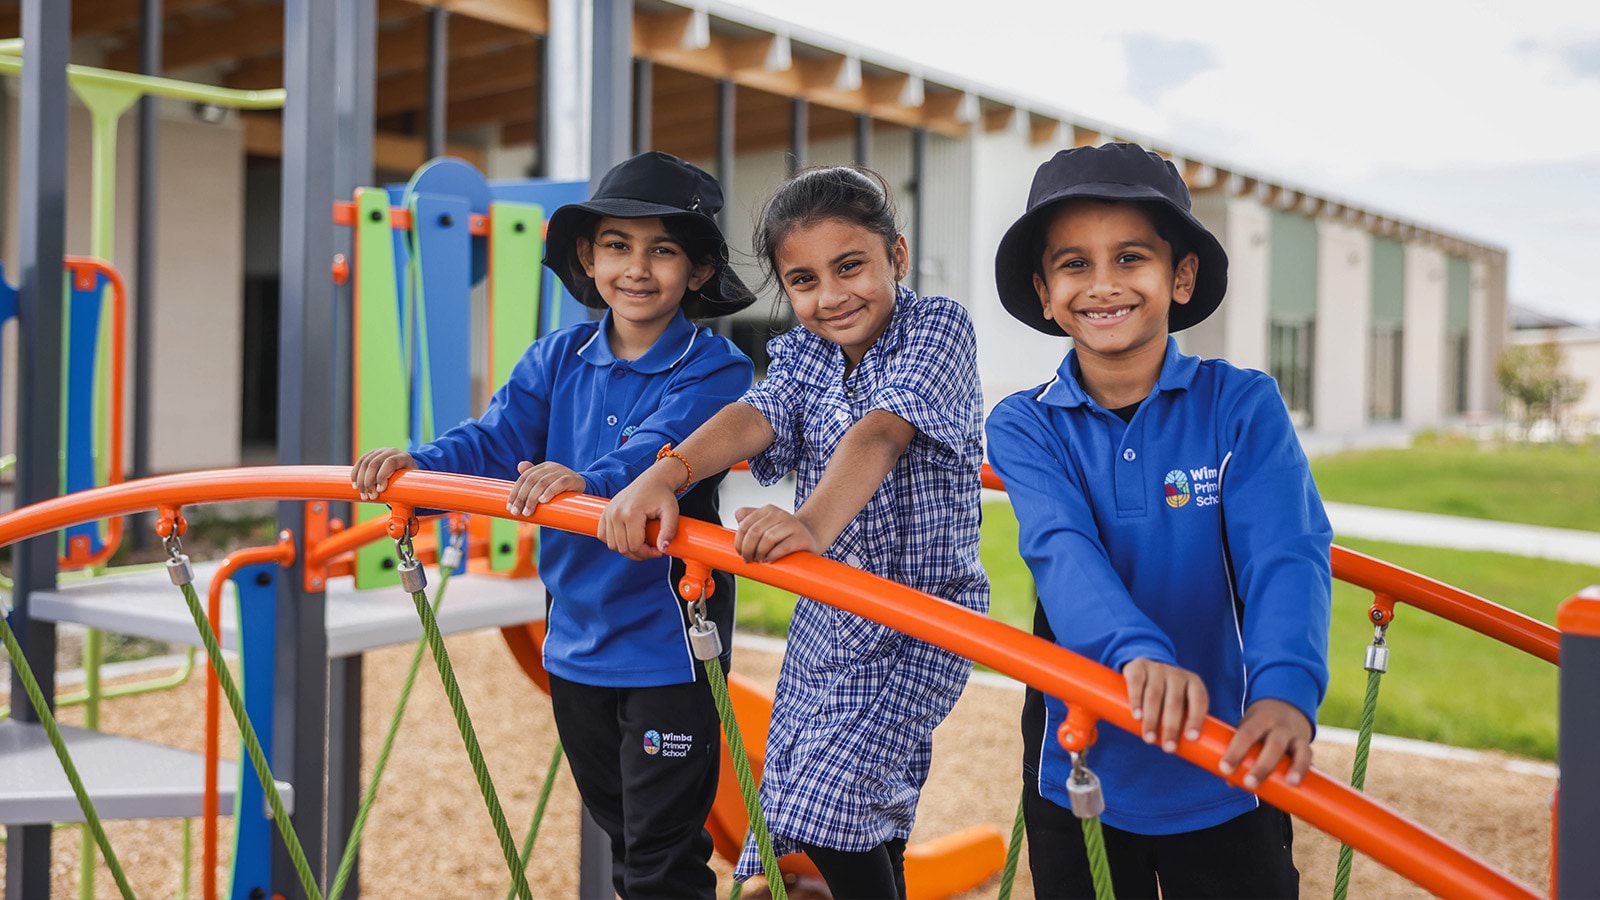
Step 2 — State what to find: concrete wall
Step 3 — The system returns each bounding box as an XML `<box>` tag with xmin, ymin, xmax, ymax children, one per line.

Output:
<box><xmin>1469</xmin><ymin>255</ymin><xmax>1510</xmax><ymax>414</ymax></box>
<box><xmin>1</xmin><ymin>89</ymin><xmax>245</xmax><ymax>474</ymax></box>
<box><xmin>1186</xmin><ymin>193</ymin><xmax>1273</xmax><ymax>371</ymax></box>
<box><xmin>1401</xmin><ymin>243</ymin><xmax>1447</xmax><ymax>428</ymax></box>
<box><xmin>967</xmin><ymin>126</ymin><xmax>1070</xmax><ymax>411</ymax></box>
<box><xmin>1313</xmin><ymin>219</ymin><xmax>1372</xmax><ymax>436</ymax></box>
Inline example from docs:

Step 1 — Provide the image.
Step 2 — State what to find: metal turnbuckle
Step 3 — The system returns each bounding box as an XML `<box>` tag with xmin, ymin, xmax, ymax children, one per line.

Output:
<box><xmin>395</xmin><ymin>533</ymin><xmax>427</xmax><ymax>594</ymax></box>
<box><xmin>1066</xmin><ymin>765</ymin><xmax>1106</xmax><ymax>819</ymax></box>
<box><xmin>1364</xmin><ymin>623</ymin><xmax>1390</xmax><ymax>674</ymax></box>
<box><xmin>688</xmin><ymin>597</ymin><xmax>722</xmax><ymax>661</ymax></box>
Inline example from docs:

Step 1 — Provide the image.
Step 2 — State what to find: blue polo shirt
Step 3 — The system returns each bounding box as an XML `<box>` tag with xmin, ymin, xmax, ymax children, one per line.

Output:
<box><xmin>986</xmin><ymin>337</ymin><xmax>1332</xmax><ymax>835</ymax></box>
<box><xmin>411</xmin><ymin>309</ymin><xmax>754</xmax><ymax>687</ymax></box>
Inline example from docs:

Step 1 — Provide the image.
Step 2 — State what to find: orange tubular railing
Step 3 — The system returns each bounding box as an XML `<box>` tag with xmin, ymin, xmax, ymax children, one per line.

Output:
<box><xmin>1330</xmin><ymin>545</ymin><xmax>1560</xmax><ymax>665</ymax></box>
<box><xmin>202</xmin><ymin>538</ymin><xmax>295</xmax><ymax>900</ymax></box>
<box><xmin>0</xmin><ymin>466</ymin><xmax>1538</xmax><ymax>899</ymax></box>
<box><xmin>976</xmin><ymin>464</ymin><xmax>1561</xmax><ymax>665</ymax></box>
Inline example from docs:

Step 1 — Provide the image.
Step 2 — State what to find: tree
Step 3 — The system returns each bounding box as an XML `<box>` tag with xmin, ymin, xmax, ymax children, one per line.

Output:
<box><xmin>1497</xmin><ymin>341</ymin><xmax>1588</xmax><ymax>440</ymax></box>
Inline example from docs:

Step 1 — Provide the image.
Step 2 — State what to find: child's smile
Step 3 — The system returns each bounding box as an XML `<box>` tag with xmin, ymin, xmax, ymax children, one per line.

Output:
<box><xmin>1031</xmin><ymin>200</ymin><xmax>1197</xmax><ymax>364</ymax></box>
<box><xmin>776</xmin><ymin>218</ymin><xmax>910</xmax><ymax>369</ymax></box>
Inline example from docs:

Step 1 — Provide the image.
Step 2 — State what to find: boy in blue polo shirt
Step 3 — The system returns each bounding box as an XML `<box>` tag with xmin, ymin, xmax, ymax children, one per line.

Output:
<box><xmin>986</xmin><ymin>143</ymin><xmax>1333</xmax><ymax>898</ymax></box>
<box><xmin>351</xmin><ymin>152</ymin><xmax>755</xmax><ymax>899</ymax></box>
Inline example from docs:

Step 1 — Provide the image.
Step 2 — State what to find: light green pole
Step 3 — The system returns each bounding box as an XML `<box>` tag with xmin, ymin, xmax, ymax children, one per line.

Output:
<box><xmin>0</xmin><ymin>44</ymin><xmax>285</xmax><ymax>900</ymax></box>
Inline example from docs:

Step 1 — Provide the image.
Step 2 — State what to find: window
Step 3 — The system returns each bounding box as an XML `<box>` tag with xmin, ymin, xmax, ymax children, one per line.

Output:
<box><xmin>1447</xmin><ymin>331</ymin><xmax>1470</xmax><ymax>414</ymax></box>
<box><xmin>1269</xmin><ymin>320</ymin><xmax>1314</xmax><ymax>426</ymax></box>
<box><xmin>1368</xmin><ymin>326</ymin><xmax>1403</xmax><ymax>421</ymax></box>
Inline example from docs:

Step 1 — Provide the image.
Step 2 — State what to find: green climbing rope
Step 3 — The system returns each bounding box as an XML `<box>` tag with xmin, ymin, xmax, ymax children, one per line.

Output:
<box><xmin>505</xmin><ymin>740</ymin><xmax>565</xmax><ymax>900</ymax></box>
<box><xmin>0</xmin><ymin>605</ymin><xmax>136</xmax><ymax>899</ymax></box>
<box><xmin>1333</xmin><ymin>667</ymin><xmax>1384</xmax><ymax>899</ymax></box>
<box><xmin>175</xmin><ymin>578</ymin><xmax>321</xmax><ymax>900</ymax></box>
<box><xmin>1081</xmin><ymin>815</ymin><xmax>1115</xmax><ymax>900</ymax></box>
<box><xmin>404</xmin><ymin>580</ymin><xmax>534</xmax><ymax>900</ymax></box>
<box><xmin>996</xmin><ymin>789</ymin><xmax>1028</xmax><ymax>900</ymax></box>
<box><xmin>326</xmin><ymin>562</ymin><xmax>456</xmax><ymax>900</ymax></box>
<box><xmin>703</xmin><ymin>656</ymin><xmax>788</xmax><ymax>900</ymax></box>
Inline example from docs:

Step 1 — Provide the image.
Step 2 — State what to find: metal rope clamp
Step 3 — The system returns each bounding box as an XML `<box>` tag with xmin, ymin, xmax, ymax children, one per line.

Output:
<box><xmin>440</xmin><ymin>517</ymin><xmax>468</xmax><ymax>572</ymax></box>
<box><xmin>1058</xmin><ymin>707</ymin><xmax>1105</xmax><ymax>818</ymax></box>
<box><xmin>677</xmin><ymin>563</ymin><xmax>722</xmax><ymax>661</ymax></box>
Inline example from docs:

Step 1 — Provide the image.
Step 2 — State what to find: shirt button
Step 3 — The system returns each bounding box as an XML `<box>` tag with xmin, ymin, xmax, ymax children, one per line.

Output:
<box><xmin>611</xmin><ymin>368</ymin><xmax>625</xmax><ymax>379</ymax></box>
<box><xmin>836</xmin><ymin>410</ymin><xmax>851</xmax><ymax>423</ymax></box>
<box><xmin>844</xmin><ymin>553</ymin><xmax>863</xmax><ymax>567</ymax></box>
<box><xmin>1122</xmin><ymin>448</ymin><xmax>1137</xmax><ymax>462</ymax></box>
<box><xmin>606</xmin><ymin>415</ymin><xmax>618</xmax><ymax>427</ymax></box>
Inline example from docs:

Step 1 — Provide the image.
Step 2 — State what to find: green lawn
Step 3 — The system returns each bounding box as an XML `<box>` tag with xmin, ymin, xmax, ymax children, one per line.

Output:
<box><xmin>1310</xmin><ymin>437</ymin><xmax>1600</xmax><ymax>532</ymax></box>
<box><xmin>735</xmin><ymin>503</ymin><xmax>1593</xmax><ymax>760</ymax></box>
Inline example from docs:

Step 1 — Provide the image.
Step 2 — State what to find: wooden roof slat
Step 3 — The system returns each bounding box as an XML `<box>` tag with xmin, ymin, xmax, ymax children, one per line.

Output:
<box><xmin>106</xmin><ymin>3</ymin><xmax>288</xmax><ymax>73</ymax></box>
<box><xmin>373</xmin><ymin>41</ymin><xmax>537</xmax><ymax>117</ymax></box>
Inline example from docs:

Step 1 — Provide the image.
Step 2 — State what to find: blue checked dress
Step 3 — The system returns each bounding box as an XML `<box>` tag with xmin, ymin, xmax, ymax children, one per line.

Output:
<box><xmin>734</xmin><ymin>286</ymin><xmax>990</xmax><ymax>878</ymax></box>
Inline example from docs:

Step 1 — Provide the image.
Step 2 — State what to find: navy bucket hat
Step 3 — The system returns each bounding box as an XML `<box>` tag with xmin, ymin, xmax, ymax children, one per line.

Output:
<box><xmin>993</xmin><ymin>143</ymin><xmax>1228</xmax><ymax>336</ymax></box>
<box><xmin>544</xmin><ymin>151</ymin><xmax>757</xmax><ymax>318</ymax></box>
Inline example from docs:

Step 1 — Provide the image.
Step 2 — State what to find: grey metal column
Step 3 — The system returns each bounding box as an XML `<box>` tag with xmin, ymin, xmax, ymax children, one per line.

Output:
<box><xmin>909</xmin><ymin>126</ymin><xmax>926</xmax><ymax>294</ymax></box>
<box><xmin>277</xmin><ymin>0</ymin><xmax>339</xmax><ymax>894</ymax></box>
<box><xmin>532</xmin><ymin>34</ymin><xmax>550</xmax><ymax>178</ymax></box>
<box><xmin>577</xmin><ymin>2</ymin><xmax>632</xmax><ymax>889</ymax></box>
<box><xmin>789</xmin><ymin>97</ymin><xmax>807</xmax><ymax>175</ymax></box>
<box><xmin>131</xmin><ymin>0</ymin><xmax>161</xmax><ymax>547</ymax></box>
<box><xmin>589</xmin><ymin>0</ymin><xmax>633</xmax><ymax>179</ymax></box>
<box><xmin>5</xmin><ymin>0</ymin><xmax>70</xmax><ymax>895</ymax></box>
<box><xmin>580</xmin><ymin>808</ymin><xmax>616</xmax><ymax>899</ymax></box>
<box><xmin>715</xmin><ymin>78</ymin><xmax>734</xmax><ymax>234</ymax></box>
<box><xmin>327</xmin><ymin>1</ymin><xmax>375</xmax><ymax>893</ymax></box>
<box><xmin>853</xmin><ymin>112</ymin><xmax>871</xmax><ymax>168</ymax></box>
<box><xmin>1558</xmin><ymin>588</ymin><xmax>1600</xmax><ymax>897</ymax></box>
<box><xmin>632</xmin><ymin>57</ymin><xmax>652</xmax><ymax>154</ymax></box>
<box><xmin>426</xmin><ymin>7</ymin><xmax>448</xmax><ymax>159</ymax></box>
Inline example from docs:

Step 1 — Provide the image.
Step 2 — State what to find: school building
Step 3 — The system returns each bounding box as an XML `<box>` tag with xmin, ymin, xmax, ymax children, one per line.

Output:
<box><xmin>0</xmin><ymin>0</ymin><xmax>1509</xmax><ymax>476</ymax></box>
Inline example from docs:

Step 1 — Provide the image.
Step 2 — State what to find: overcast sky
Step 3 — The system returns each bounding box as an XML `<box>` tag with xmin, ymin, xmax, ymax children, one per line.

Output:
<box><xmin>724</xmin><ymin>0</ymin><xmax>1600</xmax><ymax>326</ymax></box>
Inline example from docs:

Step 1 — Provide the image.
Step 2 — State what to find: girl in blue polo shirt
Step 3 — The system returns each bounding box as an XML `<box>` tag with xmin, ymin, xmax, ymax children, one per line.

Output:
<box><xmin>986</xmin><ymin>143</ymin><xmax>1333</xmax><ymax>898</ymax></box>
<box><xmin>600</xmin><ymin>166</ymin><xmax>989</xmax><ymax>900</ymax></box>
<box><xmin>351</xmin><ymin>151</ymin><xmax>755</xmax><ymax>899</ymax></box>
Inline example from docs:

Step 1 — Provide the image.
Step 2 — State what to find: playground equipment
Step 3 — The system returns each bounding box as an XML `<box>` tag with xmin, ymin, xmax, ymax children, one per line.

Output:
<box><xmin>3</xmin><ymin>2</ymin><xmax>1596</xmax><ymax>896</ymax></box>
<box><xmin>0</xmin><ymin>465</ymin><xmax>1581</xmax><ymax>899</ymax></box>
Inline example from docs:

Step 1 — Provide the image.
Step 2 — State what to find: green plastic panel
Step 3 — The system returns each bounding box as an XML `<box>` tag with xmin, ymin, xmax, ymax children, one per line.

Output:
<box><xmin>487</xmin><ymin>202</ymin><xmax>544</xmax><ymax>572</ymax></box>
<box><xmin>1370</xmin><ymin>236</ymin><xmax>1406</xmax><ymax>328</ymax></box>
<box><xmin>1445</xmin><ymin>255</ymin><xmax>1471</xmax><ymax>336</ymax></box>
<box><xmin>353</xmin><ymin>188</ymin><xmax>410</xmax><ymax>589</ymax></box>
<box><xmin>1268</xmin><ymin>209</ymin><xmax>1319</xmax><ymax>324</ymax></box>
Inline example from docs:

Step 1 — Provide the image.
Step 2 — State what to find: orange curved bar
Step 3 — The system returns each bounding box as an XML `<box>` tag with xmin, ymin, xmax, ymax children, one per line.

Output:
<box><xmin>305</xmin><ymin>512</ymin><xmax>444</xmax><ymax>568</ymax></box>
<box><xmin>981</xmin><ymin>463</ymin><xmax>1559</xmax><ymax>665</ymax></box>
<box><xmin>60</xmin><ymin>257</ymin><xmax>127</xmax><ymax>570</ymax></box>
<box><xmin>1331</xmin><ymin>545</ymin><xmax>1560</xmax><ymax>666</ymax></box>
<box><xmin>202</xmin><ymin>538</ymin><xmax>295</xmax><ymax>900</ymax></box>
<box><xmin>0</xmin><ymin>467</ymin><xmax>1539</xmax><ymax>899</ymax></box>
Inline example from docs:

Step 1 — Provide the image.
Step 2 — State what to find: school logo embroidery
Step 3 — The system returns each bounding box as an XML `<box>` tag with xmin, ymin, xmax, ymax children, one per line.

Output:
<box><xmin>620</xmin><ymin>424</ymin><xmax>638</xmax><ymax>445</ymax></box>
<box><xmin>1163</xmin><ymin>470</ymin><xmax>1191</xmax><ymax>508</ymax></box>
<box><xmin>642</xmin><ymin>729</ymin><xmax>695</xmax><ymax>758</ymax></box>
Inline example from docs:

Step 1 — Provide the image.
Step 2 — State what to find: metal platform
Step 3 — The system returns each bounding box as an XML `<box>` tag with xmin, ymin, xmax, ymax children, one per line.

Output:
<box><xmin>0</xmin><ymin>719</ymin><xmax>292</xmax><ymax>825</ymax></box>
<box><xmin>29</xmin><ymin>559</ymin><xmax>545</xmax><ymax>657</ymax></box>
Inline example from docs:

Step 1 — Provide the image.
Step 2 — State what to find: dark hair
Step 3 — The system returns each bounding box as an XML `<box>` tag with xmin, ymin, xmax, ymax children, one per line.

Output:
<box><xmin>1031</xmin><ymin>199</ymin><xmax>1193</xmax><ymax>278</ymax></box>
<box><xmin>562</xmin><ymin>211</ymin><xmax>726</xmax><ymax>316</ymax></box>
<box><xmin>753</xmin><ymin>165</ymin><xmax>903</xmax><ymax>297</ymax></box>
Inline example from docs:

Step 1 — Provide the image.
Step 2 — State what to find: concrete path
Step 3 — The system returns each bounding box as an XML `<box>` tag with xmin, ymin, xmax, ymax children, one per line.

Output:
<box><xmin>1324</xmin><ymin>502</ymin><xmax>1600</xmax><ymax>567</ymax></box>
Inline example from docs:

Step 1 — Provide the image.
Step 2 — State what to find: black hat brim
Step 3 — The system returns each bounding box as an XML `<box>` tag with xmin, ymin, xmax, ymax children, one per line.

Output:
<box><xmin>994</xmin><ymin>182</ymin><xmax>1228</xmax><ymax>336</ymax></box>
<box><xmin>543</xmin><ymin>199</ymin><xmax>757</xmax><ymax>319</ymax></box>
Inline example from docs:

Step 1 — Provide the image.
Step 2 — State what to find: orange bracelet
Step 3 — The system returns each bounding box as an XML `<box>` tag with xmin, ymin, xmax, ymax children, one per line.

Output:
<box><xmin>656</xmin><ymin>443</ymin><xmax>693</xmax><ymax>491</ymax></box>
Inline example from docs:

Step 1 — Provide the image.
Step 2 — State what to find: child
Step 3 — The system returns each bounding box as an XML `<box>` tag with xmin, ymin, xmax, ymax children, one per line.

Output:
<box><xmin>598</xmin><ymin>166</ymin><xmax>990</xmax><ymax>900</ymax></box>
<box><xmin>985</xmin><ymin>142</ymin><xmax>1333</xmax><ymax>898</ymax></box>
<box><xmin>351</xmin><ymin>151</ymin><xmax>756</xmax><ymax>899</ymax></box>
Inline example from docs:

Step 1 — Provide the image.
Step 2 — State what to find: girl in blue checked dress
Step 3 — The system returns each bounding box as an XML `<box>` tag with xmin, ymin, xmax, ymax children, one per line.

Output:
<box><xmin>601</xmin><ymin>166</ymin><xmax>990</xmax><ymax>900</ymax></box>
